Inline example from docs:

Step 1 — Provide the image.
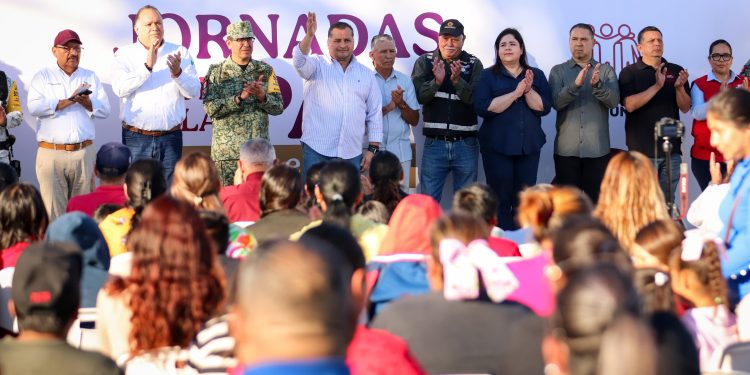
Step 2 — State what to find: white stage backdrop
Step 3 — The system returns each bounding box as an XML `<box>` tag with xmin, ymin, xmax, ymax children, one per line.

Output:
<box><xmin>1</xmin><ymin>0</ymin><xmax>749</xmax><ymax>205</ymax></box>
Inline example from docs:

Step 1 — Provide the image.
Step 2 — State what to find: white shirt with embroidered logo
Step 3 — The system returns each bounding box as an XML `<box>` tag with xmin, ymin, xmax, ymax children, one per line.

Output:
<box><xmin>27</xmin><ymin>65</ymin><xmax>110</xmax><ymax>143</ymax></box>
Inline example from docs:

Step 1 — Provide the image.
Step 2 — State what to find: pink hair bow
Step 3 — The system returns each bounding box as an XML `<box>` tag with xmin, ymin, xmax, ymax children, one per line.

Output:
<box><xmin>439</xmin><ymin>238</ymin><xmax>519</xmax><ymax>303</ymax></box>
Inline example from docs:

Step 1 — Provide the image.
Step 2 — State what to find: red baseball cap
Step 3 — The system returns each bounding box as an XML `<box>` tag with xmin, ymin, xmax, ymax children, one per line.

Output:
<box><xmin>54</xmin><ymin>29</ymin><xmax>82</xmax><ymax>46</ymax></box>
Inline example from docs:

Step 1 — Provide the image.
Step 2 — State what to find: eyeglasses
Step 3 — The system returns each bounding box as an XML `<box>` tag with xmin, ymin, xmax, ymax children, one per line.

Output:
<box><xmin>232</xmin><ymin>38</ymin><xmax>255</xmax><ymax>45</ymax></box>
<box><xmin>710</xmin><ymin>53</ymin><xmax>732</xmax><ymax>62</ymax></box>
<box><xmin>56</xmin><ymin>45</ymin><xmax>83</xmax><ymax>54</ymax></box>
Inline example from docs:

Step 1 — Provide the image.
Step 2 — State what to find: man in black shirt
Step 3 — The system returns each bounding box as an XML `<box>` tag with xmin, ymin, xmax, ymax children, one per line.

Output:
<box><xmin>619</xmin><ymin>26</ymin><xmax>690</xmax><ymax>203</ymax></box>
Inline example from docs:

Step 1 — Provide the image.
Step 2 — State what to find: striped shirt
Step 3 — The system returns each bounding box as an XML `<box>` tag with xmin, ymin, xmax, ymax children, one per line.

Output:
<box><xmin>187</xmin><ymin>315</ymin><xmax>236</xmax><ymax>375</ymax></box>
<box><xmin>293</xmin><ymin>45</ymin><xmax>382</xmax><ymax>159</ymax></box>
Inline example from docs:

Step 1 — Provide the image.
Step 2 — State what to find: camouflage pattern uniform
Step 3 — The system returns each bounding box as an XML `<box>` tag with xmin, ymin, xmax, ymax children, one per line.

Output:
<box><xmin>202</xmin><ymin>22</ymin><xmax>283</xmax><ymax>186</ymax></box>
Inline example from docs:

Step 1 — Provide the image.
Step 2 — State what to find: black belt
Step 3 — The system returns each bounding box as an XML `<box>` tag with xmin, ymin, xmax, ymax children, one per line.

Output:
<box><xmin>426</xmin><ymin>134</ymin><xmax>474</xmax><ymax>142</ymax></box>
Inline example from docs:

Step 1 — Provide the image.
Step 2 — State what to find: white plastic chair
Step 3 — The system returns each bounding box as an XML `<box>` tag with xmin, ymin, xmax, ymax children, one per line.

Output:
<box><xmin>715</xmin><ymin>342</ymin><xmax>750</xmax><ymax>373</ymax></box>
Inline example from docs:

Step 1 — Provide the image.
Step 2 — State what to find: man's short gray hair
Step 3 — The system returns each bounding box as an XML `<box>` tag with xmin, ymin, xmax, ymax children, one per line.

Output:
<box><xmin>370</xmin><ymin>34</ymin><xmax>394</xmax><ymax>49</ymax></box>
<box><xmin>240</xmin><ymin>138</ymin><xmax>276</xmax><ymax>165</ymax></box>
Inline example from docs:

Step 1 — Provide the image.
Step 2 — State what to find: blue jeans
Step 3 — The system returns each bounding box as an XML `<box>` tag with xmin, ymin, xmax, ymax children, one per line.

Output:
<box><xmin>653</xmin><ymin>153</ymin><xmax>682</xmax><ymax>205</ymax></box>
<box><xmin>302</xmin><ymin>143</ymin><xmax>362</xmax><ymax>178</ymax></box>
<box><xmin>419</xmin><ymin>136</ymin><xmax>478</xmax><ymax>203</ymax></box>
<box><xmin>122</xmin><ymin>128</ymin><xmax>182</xmax><ymax>183</ymax></box>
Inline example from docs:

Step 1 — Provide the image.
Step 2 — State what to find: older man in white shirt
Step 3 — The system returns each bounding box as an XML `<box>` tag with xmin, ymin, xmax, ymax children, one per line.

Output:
<box><xmin>293</xmin><ymin>12</ymin><xmax>382</xmax><ymax>175</ymax></box>
<box><xmin>112</xmin><ymin>5</ymin><xmax>200</xmax><ymax>182</ymax></box>
<box><xmin>27</xmin><ymin>29</ymin><xmax>110</xmax><ymax>220</ymax></box>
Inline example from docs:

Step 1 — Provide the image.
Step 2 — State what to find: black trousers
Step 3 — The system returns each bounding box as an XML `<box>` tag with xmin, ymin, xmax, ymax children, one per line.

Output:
<box><xmin>553</xmin><ymin>154</ymin><xmax>610</xmax><ymax>204</ymax></box>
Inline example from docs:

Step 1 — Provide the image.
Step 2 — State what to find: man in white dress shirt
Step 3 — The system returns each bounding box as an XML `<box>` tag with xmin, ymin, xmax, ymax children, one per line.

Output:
<box><xmin>27</xmin><ymin>29</ymin><xmax>110</xmax><ymax>220</ymax></box>
<box><xmin>293</xmin><ymin>12</ymin><xmax>382</xmax><ymax>175</ymax></box>
<box><xmin>112</xmin><ymin>5</ymin><xmax>200</xmax><ymax>182</ymax></box>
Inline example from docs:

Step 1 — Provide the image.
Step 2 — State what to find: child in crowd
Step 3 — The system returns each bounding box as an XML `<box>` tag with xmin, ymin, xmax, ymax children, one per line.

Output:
<box><xmin>633</xmin><ymin>219</ymin><xmax>684</xmax><ymax>271</ymax></box>
<box><xmin>670</xmin><ymin>229</ymin><xmax>739</xmax><ymax>370</ymax></box>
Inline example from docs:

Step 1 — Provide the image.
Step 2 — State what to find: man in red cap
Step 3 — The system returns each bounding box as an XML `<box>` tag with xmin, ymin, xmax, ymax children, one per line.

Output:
<box><xmin>27</xmin><ymin>29</ymin><xmax>111</xmax><ymax>221</ymax></box>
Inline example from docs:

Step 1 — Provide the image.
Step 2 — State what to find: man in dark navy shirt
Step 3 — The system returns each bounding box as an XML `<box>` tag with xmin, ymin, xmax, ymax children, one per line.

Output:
<box><xmin>619</xmin><ymin>26</ymin><xmax>690</xmax><ymax>203</ymax></box>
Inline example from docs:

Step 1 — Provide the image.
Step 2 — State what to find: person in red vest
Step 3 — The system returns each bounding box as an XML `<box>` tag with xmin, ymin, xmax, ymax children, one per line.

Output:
<box><xmin>690</xmin><ymin>39</ymin><xmax>748</xmax><ymax>190</ymax></box>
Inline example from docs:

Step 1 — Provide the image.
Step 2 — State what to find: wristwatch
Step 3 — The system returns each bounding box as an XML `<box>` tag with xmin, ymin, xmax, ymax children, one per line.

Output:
<box><xmin>367</xmin><ymin>144</ymin><xmax>379</xmax><ymax>154</ymax></box>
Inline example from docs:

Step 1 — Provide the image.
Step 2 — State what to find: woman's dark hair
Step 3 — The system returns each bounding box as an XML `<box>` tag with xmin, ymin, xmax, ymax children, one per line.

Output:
<box><xmin>492</xmin><ymin>28</ymin><xmax>529</xmax><ymax>75</ymax></box>
<box><xmin>552</xmin><ymin>263</ymin><xmax>654</xmax><ymax>375</ymax></box>
<box><xmin>552</xmin><ymin>215</ymin><xmax>633</xmax><ymax>278</ymax></box>
<box><xmin>708</xmin><ymin>39</ymin><xmax>732</xmax><ymax>56</ymax></box>
<box><xmin>0</xmin><ymin>183</ymin><xmax>48</xmax><ymax>249</ymax></box>
<box><xmin>708</xmin><ymin>88</ymin><xmax>750</xmax><ymax>129</ymax></box>
<box><xmin>305</xmin><ymin>161</ymin><xmax>327</xmax><ymax>210</ymax></box>
<box><xmin>125</xmin><ymin>159</ymin><xmax>167</xmax><ymax>231</ymax></box>
<box><xmin>0</xmin><ymin>162</ymin><xmax>19</xmax><ymax>192</ymax></box>
<box><xmin>260</xmin><ymin>164</ymin><xmax>303</xmax><ymax>217</ymax></box>
<box><xmin>369</xmin><ymin>151</ymin><xmax>403</xmax><ymax>216</ymax></box>
<box><xmin>633</xmin><ymin>267</ymin><xmax>676</xmax><ymax>315</ymax></box>
<box><xmin>300</xmin><ymin>222</ymin><xmax>365</xmax><ymax>271</ymax></box>
<box><xmin>318</xmin><ymin>161</ymin><xmax>361</xmax><ymax>229</ymax></box>
<box><xmin>198</xmin><ymin>210</ymin><xmax>230</xmax><ymax>256</ymax></box>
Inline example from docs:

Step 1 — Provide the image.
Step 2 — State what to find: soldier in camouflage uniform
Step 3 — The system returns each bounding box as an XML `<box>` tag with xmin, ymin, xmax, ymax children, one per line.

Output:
<box><xmin>203</xmin><ymin>20</ymin><xmax>284</xmax><ymax>186</ymax></box>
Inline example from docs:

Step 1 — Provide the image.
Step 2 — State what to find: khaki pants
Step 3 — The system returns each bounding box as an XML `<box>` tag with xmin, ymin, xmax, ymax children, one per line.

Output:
<box><xmin>36</xmin><ymin>145</ymin><xmax>95</xmax><ymax>221</ymax></box>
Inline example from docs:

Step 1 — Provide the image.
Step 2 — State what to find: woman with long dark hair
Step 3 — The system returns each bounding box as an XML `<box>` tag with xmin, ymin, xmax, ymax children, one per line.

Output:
<box><xmin>98</xmin><ymin>159</ymin><xmax>167</xmax><ymax>257</ymax></box>
<box><xmin>474</xmin><ymin>28</ymin><xmax>552</xmax><ymax>230</ymax></box>
<box><xmin>249</xmin><ymin>164</ymin><xmax>310</xmax><ymax>243</ymax></box>
<box><xmin>366</xmin><ymin>150</ymin><xmax>407</xmax><ymax>218</ymax></box>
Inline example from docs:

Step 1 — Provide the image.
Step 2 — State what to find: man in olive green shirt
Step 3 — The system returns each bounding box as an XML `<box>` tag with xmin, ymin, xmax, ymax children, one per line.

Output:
<box><xmin>549</xmin><ymin>23</ymin><xmax>620</xmax><ymax>203</ymax></box>
<box><xmin>203</xmin><ymin>20</ymin><xmax>284</xmax><ymax>186</ymax></box>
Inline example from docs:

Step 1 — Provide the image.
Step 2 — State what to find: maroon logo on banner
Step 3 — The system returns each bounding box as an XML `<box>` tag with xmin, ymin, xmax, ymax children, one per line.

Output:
<box><xmin>593</xmin><ymin>23</ymin><xmax>640</xmax><ymax>74</ymax></box>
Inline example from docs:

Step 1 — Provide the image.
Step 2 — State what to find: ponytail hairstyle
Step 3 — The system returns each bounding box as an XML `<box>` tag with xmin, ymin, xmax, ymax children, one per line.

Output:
<box><xmin>170</xmin><ymin>152</ymin><xmax>224</xmax><ymax>213</ymax></box>
<box><xmin>304</xmin><ymin>162</ymin><xmax>327</xmax><ymax>212</ymax></box>
<box><xmin>368</xmin><ymin>151</ymin><xmax>403</xmax><ymax>217</ymax></box>
<box><xmin>669</xmin><ymin>230</ymin><xmax>729</xmax><ymax>307</ymax></box>
<box><xmin>318</xmin><ymin>161</ymin><xmax>361</xmax><ymax>229</ymax></box>
<box><xmin>125</xmin><ymin>159</ymin><xmax>167</xmax><ymax>232</ymax></box>
<box><xmin>517</xmin><ymin>186</ymin><xmax>593</xmax><ymax>243</ymax></box>
<box><xmin>633</xmin><ymin>267</ymin><xmax>676</xmax><ymax>315</ymax></box>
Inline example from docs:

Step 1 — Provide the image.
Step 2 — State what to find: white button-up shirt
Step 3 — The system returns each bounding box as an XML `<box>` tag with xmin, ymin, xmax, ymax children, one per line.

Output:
<box><xmin>27</xmin><ymin>65</ymin><xmax>110</xmax><ymax>143</ymax></box>
<box><xmin>112</xmin><ymin>41</ymin><xmax>200</xmax><ymax>131</ymax></box>
<box><xmin>293</xmin><ymin>45</ymin><xmax>382</xmax><ymax>159</ymax></box>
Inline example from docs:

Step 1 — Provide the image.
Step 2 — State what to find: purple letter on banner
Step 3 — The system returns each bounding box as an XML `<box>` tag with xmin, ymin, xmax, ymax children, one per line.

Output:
<box><xmin>283</xmin><ymin>14</ymin><xmax>323</xmax><ymax>58</ymax></box>
<box><xmin>240</xmin><ymin>14</ymin><xmax>280</xmax><ymax>58</ymax></box>
<box><xmin>413</xmin><ymin>12</ymin><xmax>441</xmax><ymax>55</ymax></box>
<box><xmin>377</xmin><ymin>14</ymin><xmax>409</xmax><ymax>58</ymax></box>
<box><xmin>196</xmin><ymin>15</ymin><xmax>231</xmax><ymax>59</ymax></box>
